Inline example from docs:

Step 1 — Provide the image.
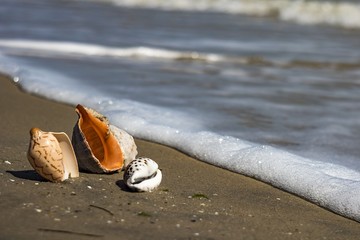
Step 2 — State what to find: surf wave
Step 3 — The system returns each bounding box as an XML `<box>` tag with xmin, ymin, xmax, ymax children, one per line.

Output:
<box><xmin>1</xmin><ymin>39</ymin><xmax>359</xmax><ymax>71</ymax></box>
<box><xmin>0</xmin><ymin>39</ymin><xmax>224</xmax><ymax>62</ymax></box>
<box><xmin>93</xmin><ymin>0</ymin><xmax>360</xmax><ymax>29</ymax></box>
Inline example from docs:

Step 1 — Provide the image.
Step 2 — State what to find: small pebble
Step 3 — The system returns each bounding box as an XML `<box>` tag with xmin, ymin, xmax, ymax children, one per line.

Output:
<box><xmin>4</xmin><ymin>161</ymin><xmax>11</xmax><ymax>165</ymax></box>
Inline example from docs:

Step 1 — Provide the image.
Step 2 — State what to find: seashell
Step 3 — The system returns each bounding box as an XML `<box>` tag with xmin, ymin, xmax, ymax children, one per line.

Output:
<box><xmin>27</xmin><ymin>127</ymin><xmax>79</xmax><ymax>182</ymax></box>
<box><xmin>124</xmin><ymin>157</ymin><xmax>162</xmax><ymax>192</ymax></box>
<box><xmin>72</xmin><ymin>104</ymin><xmax>137</xmax><ymax>173</ymax></box>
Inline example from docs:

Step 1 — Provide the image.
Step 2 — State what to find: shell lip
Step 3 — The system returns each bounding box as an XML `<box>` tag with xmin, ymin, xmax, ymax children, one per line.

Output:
<box><xmin>127</xmin><ymin>169</ymin><xmax>162</xmax><ymax>192</ymax></box>
<box><xmin>132</xmin><ymin>171</ymin><xmax>159</xmax><ymax>184</ymax></box>
<box><xmin>51</xmin><ymin>131</ymin><xmax>79</xmax><ymax>180</ymax></box>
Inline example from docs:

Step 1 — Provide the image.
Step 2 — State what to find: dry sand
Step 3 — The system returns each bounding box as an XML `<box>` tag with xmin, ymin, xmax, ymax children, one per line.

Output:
<box><xmin>0</xmin><ymin>74</ymin><xmax>359</xmax><ymax>239</ymax></box>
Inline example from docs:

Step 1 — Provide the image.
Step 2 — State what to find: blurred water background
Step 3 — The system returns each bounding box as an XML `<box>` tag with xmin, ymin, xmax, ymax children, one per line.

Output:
<box><xmin>0</xmin><ymin>0</ymin><xmax>360</xmax><ymax>221</ymax></box>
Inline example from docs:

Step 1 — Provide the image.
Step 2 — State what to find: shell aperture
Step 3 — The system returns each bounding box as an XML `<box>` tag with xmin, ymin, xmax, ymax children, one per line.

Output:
<box><xmin>72</xmin><ymin>104</ymin><xmax>124</xmax><ymax>173</ymax></box>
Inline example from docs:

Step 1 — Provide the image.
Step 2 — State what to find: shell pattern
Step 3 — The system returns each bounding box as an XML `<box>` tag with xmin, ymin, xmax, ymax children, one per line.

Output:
<box><xmin>27</xmin><ymin>128</ymin><xmax>79</xmax><ymax>182</ymax></box>
<box><xmin>124</xmin><ymin>157</ymin><xmax>162</xmax><ymax>192</ymax></box>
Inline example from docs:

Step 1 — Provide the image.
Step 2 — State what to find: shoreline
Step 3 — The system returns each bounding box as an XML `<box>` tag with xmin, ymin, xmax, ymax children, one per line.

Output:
<box><xmin>0</xmin><ymin>74</ymin><xmax>359</xmax><ymax>239</ymax></box>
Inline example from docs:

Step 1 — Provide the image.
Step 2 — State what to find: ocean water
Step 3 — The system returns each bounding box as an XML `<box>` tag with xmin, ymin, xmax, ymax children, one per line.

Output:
<box><xmin>1</xmin><ymin>0</ymin><xmax>360</xmax><ymax>221</ymax></box>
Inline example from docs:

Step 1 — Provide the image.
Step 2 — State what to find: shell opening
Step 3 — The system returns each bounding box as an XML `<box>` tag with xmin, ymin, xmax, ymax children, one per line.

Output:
<box><xmin>132</xmin><ymin>171</ymin><xmax>158</xmax><ymax>184</ymax></box>
<box><xmin>75</xmin><ymin>104</ymin><xmax>123</xmax><ymax>171</ymax></box>
<box><xmin>53</xmin><ymin>133</ymin><xmax>79</xmax><ymax>179</ymax></box>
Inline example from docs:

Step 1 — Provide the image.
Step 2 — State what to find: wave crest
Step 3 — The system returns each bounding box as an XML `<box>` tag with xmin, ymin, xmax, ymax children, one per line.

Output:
<box><xmin>0</xmin><ymin>39</ymin><xmax>224</xmax><ymax>62</ymax></box>
<box><xmin>95</xmin><ymin>0</ymin><xmax>360</xmax><ymax>29</ymax></box>
<box><xmin>1</xmin><ymin>39</ymin><xmax>359</xmax><ymax>71</ymax></box>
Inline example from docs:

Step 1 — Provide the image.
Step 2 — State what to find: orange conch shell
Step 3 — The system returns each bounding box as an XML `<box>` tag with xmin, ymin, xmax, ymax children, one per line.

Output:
<box><xmin>72</xmin><ymin>104</ymin><xmax>137</xmax><ymax>173</ymax></box>
<box><xmin>27</xmin><ymin>128</ymin><xmax>79</xmax><ymax>182</ymax></box>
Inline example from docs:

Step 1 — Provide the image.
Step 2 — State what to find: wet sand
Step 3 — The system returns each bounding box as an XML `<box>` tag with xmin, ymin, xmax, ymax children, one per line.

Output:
<box><xmin>0</xmin><ymin>74</ymin><xmax>359</xmax><ymax>239</ymax></box>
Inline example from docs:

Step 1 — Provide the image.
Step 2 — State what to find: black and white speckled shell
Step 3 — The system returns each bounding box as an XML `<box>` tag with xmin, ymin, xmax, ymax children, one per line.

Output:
<box><xmin>124</xmin><ymin>157</ymin><xmax>162</xmax><ymax>192</ymax></box>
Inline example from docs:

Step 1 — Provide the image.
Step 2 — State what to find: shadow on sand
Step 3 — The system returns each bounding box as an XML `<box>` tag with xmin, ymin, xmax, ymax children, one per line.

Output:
<box><xmin>115</xmin><ymin>179</ymin><xmax>133</xmax><ymax>192</ymax></box>
<box><xmin>7</xmin><ymin>170</ymin><xmax>45</xmax><ymax>182</ymax></box>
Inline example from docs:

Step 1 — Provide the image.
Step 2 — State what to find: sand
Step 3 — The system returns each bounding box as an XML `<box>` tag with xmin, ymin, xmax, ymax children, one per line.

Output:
<box><xmin>0</xmin><ymin>74</ymin><xmax>359</xmax><ymax>239</ymax></box>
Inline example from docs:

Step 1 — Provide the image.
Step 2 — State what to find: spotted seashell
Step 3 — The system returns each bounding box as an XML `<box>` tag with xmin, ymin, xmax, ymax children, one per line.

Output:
<box><xmin>27</xmin><ymin>128</ymin><xmax>79</xmax><ymax>182</ymax></box>
<box><xmin>124</xmin><ymin>157</ymin><xmax>162</xmax><ymax>192</ymax></box>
